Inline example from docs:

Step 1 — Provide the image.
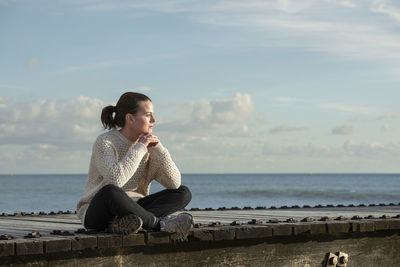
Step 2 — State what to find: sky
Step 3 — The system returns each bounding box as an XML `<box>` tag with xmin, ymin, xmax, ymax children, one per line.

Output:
<box><xmin>0</xmin><ymin>0</ymin><xmax>399</xmax><ymax>174</ymax></box>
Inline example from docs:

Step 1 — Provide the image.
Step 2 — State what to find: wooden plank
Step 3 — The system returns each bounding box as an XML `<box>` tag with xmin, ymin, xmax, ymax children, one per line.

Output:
<box><xmin>0</xmin><ymin>206</ymin><xmax>398</xmax><ymax>239</ymax></box>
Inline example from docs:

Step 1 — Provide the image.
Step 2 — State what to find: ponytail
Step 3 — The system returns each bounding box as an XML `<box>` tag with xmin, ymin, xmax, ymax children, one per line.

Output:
<box><xmin>101</xmin><ymin>105</ymin><xmax>117</xmax><ymax>130</ymax></box>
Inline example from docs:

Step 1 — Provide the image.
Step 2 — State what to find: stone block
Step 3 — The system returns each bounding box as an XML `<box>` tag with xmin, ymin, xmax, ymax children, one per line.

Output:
<box><xmin>97</xmin><ymin>234</ymin><xmax>122</xmax><ymax>248</ymax></box>
<box><xmin>374</xmin><ymin>220</ymin><xmax>390</xmax><ymax>231</ymax></box>
<box><xmin>192</xmin><ymin>229</ymin><xmax>213</xmax><ymax>241</ymax></box>
<box><xmin>146</xmin><ymin>232</ymin><xmax>170</xmax><ymax>244</ymax></box>
<box><xmin>15</xmin><ymin>240</ymin><xmax>43</xmax><ymax>255</ymax></box>
<box><xmin>310</xmin><ymin>223</ymin><xmax>326</xmax><ymax>235</ymax></box>
<box><xmin>72</xmin><ymin>235</ymin><xmax>98</xmax><ymax>251</ymax></box>
<box><xmin>212</xmin><ymin>227</ymin><xmax>236</xmax><ymax>241</ymax></box>
<box><xmin>389</xmin><ymin>219</ymin><xmax>400</xmax><ymax>230</ymax></box>
<box><xmin>272</xmin><ymin>224</ymin><xmax>292</xmax><ymax>236</ymax></box>
<box><xmin>235</xmin><ymin>226</ymin><xmax>272</xmax><ymax>240</ymax></box>
<box><xmin>327</xmin><ymin>222</ymin><xmax>350</xmax><ymax>234</ymax></box>
<box><xmin>44</xmin><ymin>237</ymin><xmax>71</xmax><ymax>253</ymax></box>
<box><xmin>293</xmin><ymin>223</ymin><xmax>311</xmax><ymax>235</ymax></box>
<box><xmin>123</xmin><ymin>233</ymin><xmax>146</xmax><ymax>247</ymax></box>
<box><xmin>351</xmin><ymin>221</ymin><xmax>374</xmax><ymax>233</ymax></box>
<box><xmin>0</xmin><ymin>240</ymin><xmax>14</xmax><ymax>256</ymax></box>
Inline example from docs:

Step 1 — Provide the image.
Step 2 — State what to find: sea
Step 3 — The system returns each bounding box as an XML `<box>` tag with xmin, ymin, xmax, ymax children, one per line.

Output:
<box><xmin>0</xmin><ymin>173</ymin><xmax>399</xmax><ymax>214</ymax></box>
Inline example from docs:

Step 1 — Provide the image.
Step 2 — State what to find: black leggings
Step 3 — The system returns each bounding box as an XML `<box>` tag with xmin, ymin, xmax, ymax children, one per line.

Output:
<box><xmin>84</xmin><ymin>184</ymin><xmax>192</xmax><ymax>230</ymax></box>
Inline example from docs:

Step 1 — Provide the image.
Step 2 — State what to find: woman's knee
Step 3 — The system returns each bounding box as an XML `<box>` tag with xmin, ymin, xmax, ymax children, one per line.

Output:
<box><xmin>178</xmin><ymin>185</ymin><xmax>192</xmax><ymax>204</ymax></box>
<box><xmin>98</xmin><ymin>184</ymin><xmax>123</xmax><ymax>197</ymax></box>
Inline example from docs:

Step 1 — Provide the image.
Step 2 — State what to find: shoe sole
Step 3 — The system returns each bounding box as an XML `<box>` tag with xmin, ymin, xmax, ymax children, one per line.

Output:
<box><xmin>108</xmin><ymin>214</ymin><xmax>143</xmax><ymax>235</ymax></box>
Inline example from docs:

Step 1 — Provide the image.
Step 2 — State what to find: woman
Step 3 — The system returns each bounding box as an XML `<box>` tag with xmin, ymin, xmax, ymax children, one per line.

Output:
<box><xmin>77</xmin><ymin>92</ymin><xmax>193</xmax><ymax>236</ymax></box>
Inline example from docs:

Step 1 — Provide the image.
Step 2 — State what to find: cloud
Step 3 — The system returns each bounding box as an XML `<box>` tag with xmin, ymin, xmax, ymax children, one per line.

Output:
<box><xmin>381</xmin><ymin>124</ymin><xmax>391</xmax><ymax>132</ymax></box>
<box><xmin>343</xmin><ymin>140</ymin><xmax>400</xmax><ymax>157</ymax></box>
<box><xmin>325</xmin><ymin>0</ymin><xmax>357</xmax><ymax>8</ymax></box>
<box><xmin>262</xmin><ymin>140</ymin><xmax>400</xmax><ymax>158</ymax></box>
<box><xmin>192</xmin><ymin>0</ymin><xmax>400</xmax><ymax>61</ymax></box>
<box><xmin>155</xmin><ymin>93</ymin><xmax>255</xmax><ymax>153</ymax></box>
<box><xmin>269</xmin><ymin>124</ymin><xmax>307</xmax><ymax>134</ymax></box>
<box><xmin>191</xmin><ymin>92</ymin><xmax>254</xmax><ymax>124</ymax></box>
<box><xmin>377</xmin><ymin>112</ymin><xmax>400</xmax><ymax>120</ymax></box>
<box><xmin>331</xmin><ymin>125</ymin><xmax>356</xmax><ymax>135</ymax></box>
<box><xmin>0</xmin><ymin>96</ymin><xmax>105</xmax><ymax>147</ymax></box>
<box><xmin>371</xmin><ymin>0</ymin><xmax>400</xmax><ymax>21</ymax></box>
<box><xmin>317</xmin><ymin>103</ymin><xmax>377</xmax><ymax>115</ymax></box>
<box><xmin>0</xmin><ymin>97</ymin><xmax>10</xmax><ymax>108</ymax></box>
<box><xmin>134</xmin><ymin>86</ymin><xmax>152</xmax><ymax>92</ymax></box>
<box><xmin>263</xmin><ymin>142</ymin><xmax>335</xmax><ymax>157</ymax></box>
<box><xmin>273</xmin><ymin>96</ymin><xmax>310</xmax><ymax>104</ymax></box>
<box><xmin>20</xmin><ymin>0</ymin><xmax>400</xmax><ymax>62</ymax></box>
<box><xmin>25</xmin><ymin>58</ymin><xmax>40</xmax><ymax>70</ymax></box>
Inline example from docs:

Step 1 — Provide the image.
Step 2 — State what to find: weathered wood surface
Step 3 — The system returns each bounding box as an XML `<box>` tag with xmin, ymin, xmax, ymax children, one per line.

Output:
<box><xmin>1</xmin><ymin>206</ymin><xmax>399</xmax><ymax>266</ymax></box>
<box><xmin>0</xmin><ymin>205</ymin><xmax>399</xmax><ymax>239</ymax></box>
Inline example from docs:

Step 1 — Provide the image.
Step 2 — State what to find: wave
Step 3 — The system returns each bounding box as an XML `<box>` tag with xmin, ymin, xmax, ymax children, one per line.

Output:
<box><xmin>215</xmin><ymin>189</ymin><xmax>400</xmax><ymax>201</ymax></box>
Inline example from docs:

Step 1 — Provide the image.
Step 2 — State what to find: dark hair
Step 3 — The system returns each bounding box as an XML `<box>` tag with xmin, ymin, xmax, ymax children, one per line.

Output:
<box><xmin>101</xmin><ymin>92</ymin><xmax>151</xmax><ymax>130</ymax></box>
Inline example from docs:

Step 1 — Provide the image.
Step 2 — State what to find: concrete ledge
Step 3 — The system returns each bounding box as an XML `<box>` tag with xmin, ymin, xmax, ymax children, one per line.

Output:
<box><xmin>212</xmin><ymin>227</ymin><xmax>236</xmax><ymax>241</ymax></box>
<box><xmin>146</xmin><ymin>232</ymin><xmax>170</xmax><ymax>244</ymax></box>
<box><xmin>235</xmin><ymin>225</ymin><xmax>272</xmax><ymax>239</ymax></box>
<box><xmin>272</xmin><ymin>224</ymin><xmax>292</xmax><ymax>236</ymax></box>
<box><xmin>15</xmin><ymin>239</ymin><xmax>43</xmax><ymax>256</ymax></box>
<box><xmin>123</xmin><ymin>233</ymin><xmax>146</xmax><ymax>247</ymax></box>
<box><xmin>2</xmin><ymin>217</ymin><xmax>400</xmax><ymax>267</ymax></box>
<box><xmin>327</xmin><ymin>222</ymin><xmax>350</xmax><ymax>234</ymax></box>
<box><xmin>293</xmin><ymin>223</ymin><xmax>311</xmax><ymax>235</ymax></box>
<box><xmin>71</xmin><ymin>235</ymin><xmax>97</xmax><ymax>251</ymax></box>
<box><xmin>192</xmin><ymin>229</ymin><xmax>213</xmax><ymax>241</ymax></box>
<box><xmin>97</xmin><ymin>234</ymin><xmax>122</xmax><ymax>248</ymax></box>
<box><xmin>43</xmin><ymin>237</ymin><xmax>72</xmax><ymax>253</ymax></box>
<box><xmin>0</xmin><ymin>240</ymin><xmax>14</xmax><ymax>257</ymax></box>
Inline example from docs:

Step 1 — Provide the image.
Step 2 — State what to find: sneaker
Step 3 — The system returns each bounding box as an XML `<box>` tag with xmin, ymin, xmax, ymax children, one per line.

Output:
<box><xmin>160</xmin><ymin>212</ymin><xmax>194</xmax><ymax>239</ymax></box>
<box><xmin>107</xmin><ymin>214</ymin><xmax>143</xmax><ymax>235</ymax></box>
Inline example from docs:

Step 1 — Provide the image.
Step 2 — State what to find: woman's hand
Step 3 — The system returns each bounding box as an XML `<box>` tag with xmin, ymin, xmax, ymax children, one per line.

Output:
<box><xmin>138</xmin><ymin>134</ymin><xmax>159</xmax><ymax>148</ymax></box>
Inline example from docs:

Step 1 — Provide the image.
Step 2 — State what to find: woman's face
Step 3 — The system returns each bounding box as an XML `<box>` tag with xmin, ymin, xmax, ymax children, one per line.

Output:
<box><xmin>129</xmin><ymin>100</ymin><xmax>156</xmax><ymax>135</ymax></box>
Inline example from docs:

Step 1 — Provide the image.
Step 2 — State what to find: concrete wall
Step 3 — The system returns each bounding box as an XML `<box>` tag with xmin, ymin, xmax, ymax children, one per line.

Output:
<box><xmin>2</xmin><ymin>232</ymin><xmax>400</xmax><ymax>267</ymax></box>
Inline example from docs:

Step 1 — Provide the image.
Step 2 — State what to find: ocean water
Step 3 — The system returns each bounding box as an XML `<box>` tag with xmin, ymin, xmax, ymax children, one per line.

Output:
<box><xmin>0</xmin><ymin>173</ymin><xmax>399</xmax><ymax>213</ymax></box>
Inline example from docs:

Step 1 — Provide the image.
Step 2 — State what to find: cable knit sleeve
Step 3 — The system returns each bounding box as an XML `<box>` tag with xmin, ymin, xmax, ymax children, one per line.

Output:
<box><xmin>93</xmin><ymin>136</ymin><xmax>148</xmax><ymax>187</ymax></box>
<box><xmin>148</xmin><ymin>142</ymin><xmax>181</xmax><ymax>189</ymax></box>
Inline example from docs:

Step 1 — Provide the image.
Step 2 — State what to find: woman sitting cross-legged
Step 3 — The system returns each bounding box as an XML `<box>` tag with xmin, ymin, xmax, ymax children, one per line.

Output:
<box><xmin>76</xmin><ymin>92</ymin><xmax>193</xmax><ymax>237</ymax></box>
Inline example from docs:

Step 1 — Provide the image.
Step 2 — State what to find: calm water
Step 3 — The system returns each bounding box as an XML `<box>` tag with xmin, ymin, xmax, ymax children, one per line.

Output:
<box><xmin>0</xmin><ymin>173</ymin><xmax>399</xmax><ymax>213</ymax></box>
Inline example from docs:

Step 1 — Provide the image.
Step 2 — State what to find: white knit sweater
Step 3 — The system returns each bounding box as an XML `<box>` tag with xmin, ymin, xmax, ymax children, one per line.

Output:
<box><xmin>76</xmin><ymin>129</ymin><xmax>181</xmax><ymax>224</ymax></box>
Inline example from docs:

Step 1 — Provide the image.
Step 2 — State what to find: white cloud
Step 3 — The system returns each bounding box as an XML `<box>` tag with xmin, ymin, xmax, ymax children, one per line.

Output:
<box><xmin>0</xmin><ymin>97</ymin><xmax>10</xmax><ymax>108</ymax></box>
<box><xmin>317</xmin><ymin>103</ymin><xmax>377</xmax><ymax>115</ymax></box>
<box><xmin>343</xmin><ymin>140</ymin><xmax>400</xmax><ymax>157</ymax></box>
<box><xmin>0</xmin><ymin>96</ymin><xmax>105</xmax><ymax>146</ymax></box>
<box><xmin>325</xmin><ymin>0</ymin><xmax>357</xmax><ymax>8</ymax></box>
<box><xmin>192</xmin><ymin>0</ymin><xmax>400</xmax><ymax>61</ymax></box>
<box><xmin>263</xmin><ymin>142</ymin><xmax>335</xmax><ymax>157</ymax></box>
<box><xmin>157</xmin><ymin>93</ymin><xmax>254</xmax><ymax>140</ymax></box>
<box><xmin>269</xmin><ymin>124</ymin><xmax>307</xmax><ymax>134</ymax></box>
<box><xmin>135</xmin><ymin>86</ymin><xmax>152</xmax><ymax>92</ymax></box>
<box><xmin>371</xmin><ymin>0</ymin><xmax>400</xmax><ymax>21</ymax></box>
<box><xmin>25</xmin><ymin>0</ymin><xmax>400</xmax><ymax>62</ymax></box>
<box><xmin>332</xmin><ymin>125</ymin><xmax>356</xmax><ymax>135</ymax></box>
<box><xmin>273</xmin><ymin>96</ymin><xmax>310</xmax><ymax>104</ymax></box>
<box><xmin>262</xmin><ymin>140</ymin><xmax>400</xmax><ymax>158</ymax></box>
<box><xmin>381</xmin><ymin>124</ymin><xmax>391</xmax><ymax>132</ymax></box>
<box><xmin>377</xmin><ymin>112</ymin><xmax>400</xmax><ymax>120</ymax></box>
<box><xmin>189</xmin><ymin>92</ymin><xmax>254</xmax><ymax>125</ymax></box>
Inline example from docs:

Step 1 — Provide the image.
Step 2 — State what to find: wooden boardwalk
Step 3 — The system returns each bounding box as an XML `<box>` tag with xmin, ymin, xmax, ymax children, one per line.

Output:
<box><xmin>1</xmin><ymin>205</ymin><xmax>400</xmax><ymax>266</ymax></box>
<box><xmin>0</xmin><ymin>205</ymin><xmax>399</xmax><ymax>239</ymax></box>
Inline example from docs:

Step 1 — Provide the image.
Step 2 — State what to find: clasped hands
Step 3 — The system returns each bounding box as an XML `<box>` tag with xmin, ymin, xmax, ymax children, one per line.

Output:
<box><xmin>138</xmin><ymin>134</ymin><xmax>159</xmax><ymax>148</ymax></box>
